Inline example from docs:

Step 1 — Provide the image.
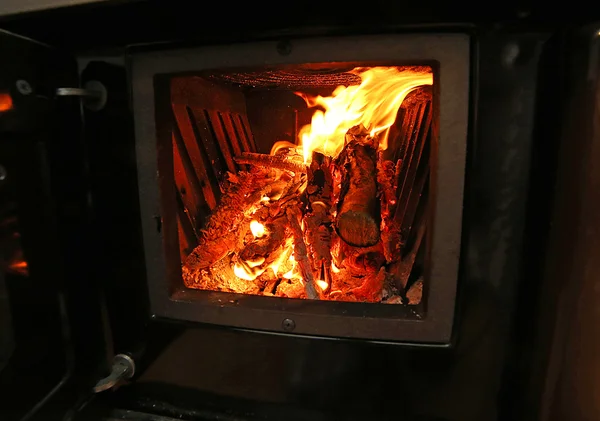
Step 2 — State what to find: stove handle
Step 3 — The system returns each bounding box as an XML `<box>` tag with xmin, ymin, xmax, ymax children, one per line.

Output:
<box><xmin>92</xmin><ymin>353</ymin><xmax>135</xmax><ymax>393</ymax></box>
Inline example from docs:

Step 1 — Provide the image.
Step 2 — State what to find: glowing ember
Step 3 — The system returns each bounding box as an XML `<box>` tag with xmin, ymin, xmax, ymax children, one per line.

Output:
<box><xmin>315</xmin><ymin>280</ymin><xmax>328</xmax><ymax>291</ymax></box>
<box><xmin>296</xmin><ymin>67</ymin><xmax>433</xmax><ymax>162</ymax></box>
<box><xmin>250</xmin><ymin>220</ymin><xmax>266</xmax><ymax>238</ymax></box>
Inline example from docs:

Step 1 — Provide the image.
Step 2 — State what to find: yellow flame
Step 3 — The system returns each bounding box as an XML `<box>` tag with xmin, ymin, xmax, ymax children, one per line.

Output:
<box><xmin>297</xmin><ymin>67</ymin><xmax>433</xmax><ymax>162</ymax></box>
<box><xmin>269</xmin><ymin>237</ymin><xmax>294</xmax><ymax>276</ymax></box>
<box><xmin>316</xmin><ymin>280</ymin><xmax>328</xmax><ymax>291</ymax></box>
<box><xmin>282</xmin><ymin>269</ymin><xmax>295</xmax><ymax>279</ymax></box>
<box><xmin>331</xmin><ymin>262</ymin><xmax>340</xmax><ymax>273</ymax></box>
<box><xmin>250</xmin><ymin>220</ymin><xmax>266</xmax><ymax>238</ymax></box>
<box><xmin>233</xmin><ymin>262</ymin><xmax>266</xmax><ymax>281</ymax></box>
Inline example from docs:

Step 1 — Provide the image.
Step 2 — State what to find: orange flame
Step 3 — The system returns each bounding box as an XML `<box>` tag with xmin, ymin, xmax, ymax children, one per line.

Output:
<box><xmin>297</xmin><ymin>67</ymin><xmax>433</xmax><ymax>162</ymax></box>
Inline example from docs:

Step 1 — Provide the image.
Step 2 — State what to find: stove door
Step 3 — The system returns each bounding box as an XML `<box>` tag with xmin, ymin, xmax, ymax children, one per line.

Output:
<box><xmin>0</xmin><ymin>30</ymin><xmax>108</xmax><ymax>421</ymax></box>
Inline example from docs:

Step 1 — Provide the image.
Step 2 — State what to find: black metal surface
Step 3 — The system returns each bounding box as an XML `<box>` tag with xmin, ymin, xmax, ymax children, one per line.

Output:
<box><xmin>508</xmin><ymin>24</ymin><xmax>600</xmax><ymax>421</ymax></box>
<box><xmin>0</xmin><ymin>269</ymin><xmax>12</xmax><ymax>372</ymax></box>
<box><xmin>81</xmin><ymin>61</ymin><xmax>149</xmax><ymax>360</ymax></box>
<box><xmin>0</xmin><ymin>30</ymin><xmax>108</xmax><ymax>421</ymax></box>
<box><xmin>132</xmin><ymin>34</ymin><xmax>469</xmax><ymax>344</ymax></box>
<box><xmin>543</xmin><ymin>24</ymin><xmax>600</xmax><ymax>421</ymax></box>
<box><xmin>2</xmin><ymin>0</ymin><xmax>600</xmax><ymax>51</ymax></box>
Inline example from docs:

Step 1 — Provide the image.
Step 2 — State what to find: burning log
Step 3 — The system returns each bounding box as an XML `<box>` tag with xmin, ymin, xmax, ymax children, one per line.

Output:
<box><xmin>335</xmin><ymin>125</ymin><xmax>381</xmax><ymax>247</ymax></box>
<box><xmin>182</xmin><ymin>171</ymin><xmax>268</xmax><ymax>277</ymax></box>
<box><xmin>286</xmin><ymin>207</ymin><xmax>320</xmax><ymax>300</ymax></box>
<box><xmin>185</xmin><ymin>254</ymin><xmax>261</xmax><ymax>295</ymax></box>
<box><xmin>239</xmin><ymin>217</ymin><xmax>287</xmax><ymax>262</ymax></box>
<box><xmin>234</xmin><ymin>151</ymin><xmax>306</xmax><ymax>174</ymax></box>
<box><xmin>303</xmin><ymin>151</ymin><xmax>334</xmax><ymax>288</ymax></box>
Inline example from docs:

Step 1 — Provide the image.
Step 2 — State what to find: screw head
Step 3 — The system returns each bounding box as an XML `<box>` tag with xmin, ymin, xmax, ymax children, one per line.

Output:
<box><xmin>15</xmin><ymin>80</ymin><xmax>32</xmax><ymax>95</ymax></box>
<box><xmin>0</xmin><ymin>165</ymin><xmax>6</xmax><ymax>181</ymax></box>
<box><xmin>282</xmin><ymin>318</ymin><xmax>296</xmax><ymax>332</ymax></box>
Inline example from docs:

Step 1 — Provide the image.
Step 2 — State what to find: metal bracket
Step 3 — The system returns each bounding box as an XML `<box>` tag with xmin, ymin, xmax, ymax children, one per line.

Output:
<box><xmin>55</xmin><ymin>80</ymin><xmax>107</xmax><ymax>111</ymax></box>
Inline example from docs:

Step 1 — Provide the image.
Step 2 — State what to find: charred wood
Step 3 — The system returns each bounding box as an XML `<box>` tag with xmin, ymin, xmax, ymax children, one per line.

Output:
<box><xmin>234</xmin><ymin>152</ymin><xmax>306</xmax><ymax>173</ymax></box>
<box><xmin>183</xmin><ymin>169</ymin><xmax>276</xmax><ymax>284</ymax></box>
<box><xmin>335</xmin><ymin>125</ymin><xmax>381</xmax><ymax>247</ymax></box>
<box><xmin>304</xmin><ymin>151</ymin><xmax>334</xmax><ymax>279</ymax></box>
<box><xmin>286</xmin><ymin>207</ymin><xmax>320</xmax><ymax>300</ymax></box>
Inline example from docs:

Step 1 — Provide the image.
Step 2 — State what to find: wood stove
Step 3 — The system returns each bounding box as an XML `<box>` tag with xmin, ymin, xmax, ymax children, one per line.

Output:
<box><xmin>4</xmin><ymin>2</ymin><xmax>599</xmax><ymax>420</ymax></box>
<box><xmin>133</xmin><ymin>35</ymin><xmax>468</xmax><ymax>342</ymax></box>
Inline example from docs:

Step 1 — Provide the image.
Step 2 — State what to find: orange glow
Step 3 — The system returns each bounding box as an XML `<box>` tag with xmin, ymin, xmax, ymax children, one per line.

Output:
<box><xmin>282</xmin><ymin>253</ymin><xmax>299</xmax><ymax>280</ymax></box>
<box><xmin>315</xmin><ymin>279</ymin><xmax>328</xmax><ymax>291</ymax></box>
<box><xmin>249</xmin><ymin>220</ymin><xmax>266</xmax><ymax>238</ymax></box>
<box><xmin>296</xmin><ymin>67</ymin><xmax>433</xmax><ymax>162</ymax></box>
<box><xmin>0</xmin><ymin>93</ymin><xmax>13</xmax><ymax>112</ymax></box>
<box><xmin>8</xmin><ymin>260</ymin><xmax>28</xmax><ymax>276</ymax></box>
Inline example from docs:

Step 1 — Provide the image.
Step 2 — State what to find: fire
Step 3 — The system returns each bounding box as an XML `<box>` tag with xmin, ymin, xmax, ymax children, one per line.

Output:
<box><xmin>315</xmin><ymin>280</ymin><xmax>328</xmax><ymax>291</ymax></box>
<box><xmin>207</xmin><ymin>66</ymin><xmax>430</xmax><ymax>302</ymax></box>
<box><xmin>233</xmin><ymin>257</ymin><xmax>266</xmax><ymax>281</ymax></box>
<box><xmin>282</xmin><ymin>253</ymin><xmax>297</xmax><ymax>279</ymax></box>
<box><xmin>269</xmin><ymin>237</ymin><xmax>294</xmax><ymax>276</ymax></box>
<box><xmin>331</xmin><ymin>262</ymin><xmax>341</xmax><ymax>273</ymax></box>
<box><xmin>296</xmin><ymin>67</ymin><xmax>433</xmax><ymax>162</ymax></box>
<box><xmin>249</xmin><ymin>220</ymin><xmax>266</xmax><ymax>238</ymax></box>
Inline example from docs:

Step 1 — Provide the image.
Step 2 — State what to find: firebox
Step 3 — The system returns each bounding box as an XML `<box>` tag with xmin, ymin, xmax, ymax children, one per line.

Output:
<box><xmin>132</xmin><ymin>34</ymin><xmax>469</xmax><ymax>343</ymax></box>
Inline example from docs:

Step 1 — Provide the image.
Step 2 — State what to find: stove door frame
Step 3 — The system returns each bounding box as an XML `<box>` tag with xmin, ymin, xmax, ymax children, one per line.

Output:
<box><xmin>131</xmin><ymin>33</ymin><xmax>469</xmax><ymax>344</ymax></box>
<box><xmin>0</xmin><ymin>29</ymin><xmax>108</xmax><ymax>420</ymax></box>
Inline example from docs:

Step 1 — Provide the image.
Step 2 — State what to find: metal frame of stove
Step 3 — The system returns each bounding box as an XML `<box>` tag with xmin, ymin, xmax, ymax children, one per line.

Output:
<box><xmin>131</xmin><ymin>34</ymin><xmax>469</xmax><ymax>344</ymax></box>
